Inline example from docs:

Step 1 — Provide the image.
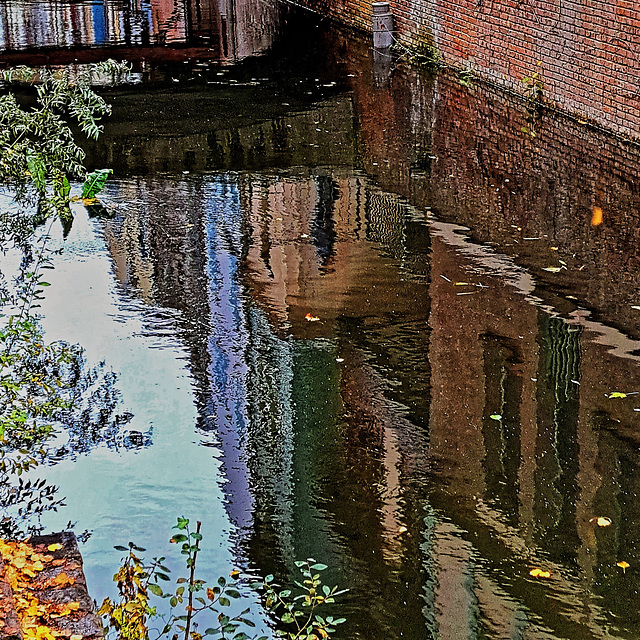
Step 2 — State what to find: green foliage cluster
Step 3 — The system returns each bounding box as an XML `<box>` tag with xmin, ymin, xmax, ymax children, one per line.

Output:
<box><xmin>99</xmin><ymin>519</ymin><xmax>347</xmax><ymax>640</ymax></box>
<box><xmin>392</xmin><ymin>40</ymin><xmax>443</xmax><ymax>70</ymax></box>
<box><xmin>521</xmin><ymin>62</ymin><xmax>545</xmax><ymax>139</ymax></box>
<box><xmin>0</xmin><ymin>60</ymin><xmax>129</xmax><ymax>535</ymax></box>
<box><xmin>0</xmin><ymin>60</ymin><xmax>127</xmax><ymax>241</ymax></box>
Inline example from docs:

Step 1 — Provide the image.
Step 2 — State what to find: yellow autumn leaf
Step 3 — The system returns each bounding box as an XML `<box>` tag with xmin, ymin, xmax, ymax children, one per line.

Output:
<box><xmin>35</xmin><ymin>625</ymin><xmax>56</xmax><ymax>640</ymax></box>
<box><xmin>47</xmin><ymin>544</ymin><xmax>63</xmax><ymax>552</ymax></box>
<box><xmin>529</xmin><ymin>568</ymin><xmax>551</xmax><ymax>578</ymax></box>
<box><xmin>590</xmin><ymin>516</ymin><xmax>612</xmax><ymax>527</ymax></box>
<box><xmin>591</xmin><ymin>206</ymin><xmax>603</xmax><ymax>226</ymax></box>
<box><xmin>617</xmin><ymin>561</ymin><xmax>630</xmax><ymax>572</ymax></box>
<box><xmin>70</xmin><ymin>636</ymin><xmax>83</xmax><ymax>640</ymax></box>
<box><xmin>304</xmin><ymin>313</ymin><xmax>320</xmax><ymax>322</ymax></box>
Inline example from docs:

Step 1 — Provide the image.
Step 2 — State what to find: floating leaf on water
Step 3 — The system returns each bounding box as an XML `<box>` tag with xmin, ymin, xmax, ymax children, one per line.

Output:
<box><xmin>608</xmin><ymin>392</ymin><xmax>627</xmax><ymax>399</ymax></box>
<box><xmin>529</xmin><ymin>568</ymin><xmax>551</xmax><ymax>578</ymax></box>
<box><xmin>489</xmin><ymin>414</ymin><xmax>502</xmax><ymax>421</ymax></box>
<box><xmin>542</xmin><ymin>266</ymin><xmax>562</xmax><ymax>273</ymax></box>
<box><xmin>589</xmin><ymin>516</ymin><xmax>612</xmax><ymax>527</ymax></box>
<box><xmin>304</xmin><ymin>313</ymin><xmax>320</xmax><ymax>322</ymax></box>
<box><xmin>617</xmin><ymin>561</ymin><xmax>630</xmax><ymax>572</ymax></box>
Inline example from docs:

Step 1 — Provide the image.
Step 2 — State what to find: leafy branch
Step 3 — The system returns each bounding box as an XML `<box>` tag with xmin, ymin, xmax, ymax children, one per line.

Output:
<box><xmin>99</xmin><ymin>519</ymin><xmax>347</xmax><ymax>640</ymax></box>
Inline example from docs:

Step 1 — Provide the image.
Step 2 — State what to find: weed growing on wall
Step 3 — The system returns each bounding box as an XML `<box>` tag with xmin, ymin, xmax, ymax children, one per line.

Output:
<box><xmin>521</xmin><ymin>62</ymin><xmax>545</xmax><ymax>139</ymax></box>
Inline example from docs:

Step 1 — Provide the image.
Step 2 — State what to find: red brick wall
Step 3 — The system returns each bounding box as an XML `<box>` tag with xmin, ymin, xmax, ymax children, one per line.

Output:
<box><xmin>302</xmin><ymin>0</ymin><xmax>640</xmax><ymax>138</ymax></box>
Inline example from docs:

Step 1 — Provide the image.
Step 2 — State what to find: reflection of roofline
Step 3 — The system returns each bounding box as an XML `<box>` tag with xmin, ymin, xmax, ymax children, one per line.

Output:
<box><xmin>0</xmin><ymin>44</ymin><xmax>226</xmax><ymax>68</ymax></box>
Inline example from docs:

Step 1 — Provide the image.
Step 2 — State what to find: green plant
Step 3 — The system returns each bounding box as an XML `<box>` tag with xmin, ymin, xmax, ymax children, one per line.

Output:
<box><xmin>256</xmin><ymin>561</ymin><xmax>347</xmax><ymax>640</ymax></box>
<box><xmin>521</xmin><ymin>61</ymin><xmax>545</xmax><ymax>139</ymax></box>
<box><xmin>457</xmin><ymin>67</ymin><xmax>474</xmax><ymax>88</ymax></box>
<box><xmin>99</xmin><ymin>519</ymin><xmax>347</xmax><ymax>640</ymax></box>
<box><xmin>0</xmin><ymin>60</ymin><xmax>131</xmax><ymax>536</ymax></box>
<box><xmin>0</xmin><ymin>60</ymin><xmax>128</xmax><ymax>239</ymax></box>
<box><xmin>391</xmin><ymin>37</ymin><xmax>442</xmax><ymax>70</ymax></box>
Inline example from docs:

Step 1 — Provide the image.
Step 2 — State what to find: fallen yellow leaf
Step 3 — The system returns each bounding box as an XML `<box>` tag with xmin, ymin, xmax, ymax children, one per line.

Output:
<box><xmin>617</xmin><ymin>561</ymin><xmax>630</xmax><ymax>572</ymax></box>
<box><xmin>47</xmin><ymin>544</ymin><xmax>62</xmax><ymax>552</ymax></box>
<box><xmin>304</xmin><ymin>313</ymin><xmax>320</xmax><ymax>322</ymax></box>
<box><xmin>529</xmin><ymin>568</ymin><xmax>551</xmax><ymax>578</ymax></box>
<box><xmin>591</xmin><ymin>206</ymin><xmax>603</xmax><ymax>226</ymax></box>
<box><xmin>590</xmin><ymin>516</ymin><xmax>612</xmax><ymax>527</ymax></box>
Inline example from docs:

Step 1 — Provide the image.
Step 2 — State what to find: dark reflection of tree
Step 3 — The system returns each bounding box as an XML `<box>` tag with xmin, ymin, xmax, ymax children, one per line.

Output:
<box><xmin>534</xmin><ymin>314</ymin><xmax>581</xmax><ymax>560</ymax></box>
<box><xmin>481</xmin><ymin>334</ymin><xmax>523</xmax><ymax>528</ymax></box>
<box><xmin>0</xmin><ymin>337</ymin><xmax>143</xmax><ymax>538</ymax></box>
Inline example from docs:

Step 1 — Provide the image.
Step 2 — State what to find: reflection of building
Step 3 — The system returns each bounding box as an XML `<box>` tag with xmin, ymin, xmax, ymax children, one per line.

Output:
<box><xmin>102</xmin><ymin>164</ymin><xmax>640</xmax><ymax>639</ymax></box>
<box><xmin>95</xmin><ymin>36</ymin><xmax>640</xmax><ymax>637</ymax></box>
<box><xmin>0</xmin><ymin>0</ymin><xmax>281</xmax><ymax>61</ymax></box>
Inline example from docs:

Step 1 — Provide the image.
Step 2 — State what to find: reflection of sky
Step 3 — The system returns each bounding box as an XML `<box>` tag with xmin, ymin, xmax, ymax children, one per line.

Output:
<box><xmin>201</xmin><ymin>176</ymin><xmax>297</xmax><ymax>552</ymax></box>
<box><xmin>203</xmin><ymin>180</ymin><xmax>254</xmax><ymax>531</ymax></box>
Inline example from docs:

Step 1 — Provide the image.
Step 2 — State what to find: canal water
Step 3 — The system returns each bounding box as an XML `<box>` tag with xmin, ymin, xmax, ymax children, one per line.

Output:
<box><xmin>3</xmin><ymin>1</ymin><xmax>640</xmax><ymax>639</ymax></box>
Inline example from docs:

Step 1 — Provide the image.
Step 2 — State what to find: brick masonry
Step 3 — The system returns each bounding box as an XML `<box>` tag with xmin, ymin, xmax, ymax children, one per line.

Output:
<box><xmin>300</xmin><ymin>0</ymin><xmax>640</xmax><ymax>138</ymax></box>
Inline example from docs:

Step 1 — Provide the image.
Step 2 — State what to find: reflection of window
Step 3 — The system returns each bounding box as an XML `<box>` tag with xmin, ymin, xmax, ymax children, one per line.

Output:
<box><xmin>312</xmin><ymin>175</ymin><xmax>338</xmax><ymax>266</ymax></box>
<box><xmin>533</xmin><ymin>315</ymin><xmax>581</xmax><ymax>557</ymax></box>
<box><xmin>481</xmin><ymin>334</ymin><xmax>523</xmax><ymax>527</ymax></box>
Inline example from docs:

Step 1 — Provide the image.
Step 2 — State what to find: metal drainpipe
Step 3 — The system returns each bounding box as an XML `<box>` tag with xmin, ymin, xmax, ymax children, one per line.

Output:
<box><xmin>372</xmin><ymin>2</ymin><xmax>394</xmax><ymax>49</ymax></box>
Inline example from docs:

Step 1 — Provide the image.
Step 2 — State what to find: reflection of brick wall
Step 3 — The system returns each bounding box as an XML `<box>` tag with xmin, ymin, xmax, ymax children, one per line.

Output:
<box><xmin>330</xmin><ymin>33</ymin><xmax>640</xmax><ymax>340</ymax></box>
<box><xmin>303</xmin><ymin>0</ymin><xmax>640</xmax><ymax>137</ymax></box>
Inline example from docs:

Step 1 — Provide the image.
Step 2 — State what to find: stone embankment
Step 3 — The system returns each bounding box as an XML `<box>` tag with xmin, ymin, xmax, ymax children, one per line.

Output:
<box><xmin>0</xmin><ymin>533</ymin><xmax>102</xmax><ymax>640</ymax></box>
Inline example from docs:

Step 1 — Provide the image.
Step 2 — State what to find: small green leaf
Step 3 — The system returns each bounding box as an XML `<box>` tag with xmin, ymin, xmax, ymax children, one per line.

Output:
<box><xmin>81</xmin><ymin>168</ymin><xmax>112</xmax><ymax>198</ymax></box>
<box><xmin>27</xmin><ymin>154</ymin><xmax>46</xmax><ymax>192</ymax></box>
<box><xmin>170</xmin><ymin>534</ymin><xmax>188</xmax><ymax>543</ymax></box>
<box><xmin>310</xmin><ymin>563</ymin><xmax>327</xmax><ymax>571</ymax></box>
<box><xmin>148</xmin><ymin>584</ymin><xmax>163</xmax><ymax>596</ymax></box>
<box><xmin>490</xmin><ymin>414</ymin><xmax>502</xmax><ymax>421</ymax></box>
